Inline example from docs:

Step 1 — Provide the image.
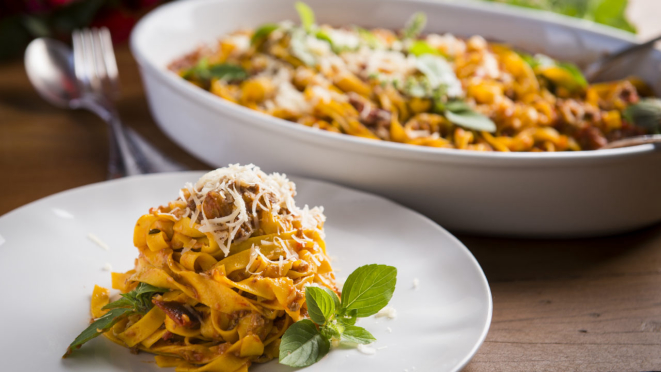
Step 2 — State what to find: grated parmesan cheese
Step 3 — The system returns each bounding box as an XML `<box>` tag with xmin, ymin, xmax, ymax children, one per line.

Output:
<box><xmin>356</xmin><ymin>344</ymin><xmax>377</xmax><ymax>355</ymax></box>
<box><xmin>180</xmin><ymin>164</ymin><xmax>325</xmax><ymax>257</ymax></box>
<box><xmin>375</xmin><ymin>306</ymin><xmax>397</xmax><ymax>320</ymax></box>
<box><xmin>88</xmin><ymin>233</ymin><xmax>109</xmax><ymax>251</ymax></box>
<box><xmin>102</xmin><ymin>263</ymin><xmax>113</xmax><ymax>271</ymax></box>
<box><xmin>412</xmin><ymin>278</ymin><xmax>420</xmax><ymax>290</ymax></box>
<box><xmin>52</xmin><ymin>208</ymin><xmax>74</xmax><ymax>219</ymax></box>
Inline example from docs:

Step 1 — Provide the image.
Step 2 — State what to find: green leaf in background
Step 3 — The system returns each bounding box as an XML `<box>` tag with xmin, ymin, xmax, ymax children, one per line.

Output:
<box><xmin>341</xmin><ymin>324</ymin><xmax>376</xmax><ymax>345</ymax></box>
<box><xmin>279</xmin><ymin>319</ymin><xmax>331</xmax><ymax>367</ymax></box>
<box><xmin>295</xmin><ymin>1</ymin><xmax>316</xmax><ymax>32</ymax></box>
<box><xmin>63</xmin><ymin>307</ymin><xmax>134</xmax><ymax>357</ymax></box>
<box><xmin>591</xmin><ymin>0</ymin><xmax>636</xmax><ymax>33</ymax></box>
<box><xmin>305</xmin><ymin>287</ymin><xmax>337</xmax><ymax>325</ymax></box>
<box><xmin>623</xmin><ymin>98</ymin><xmax>661</xmax><ymax>133</ymax></box>
<box><xmin>403</xmin><ymin>12</ymin><xmax>427</xmax><ymax>40</ymax></box>
<box><xmin>482</xmin><ymin>0</ymin><xmax>635</xmax><ymax>33</ymax></box>
<box><xmin>251</xmin><ymin>23</ymin><xmax>279</xmax><ymax>45</ymax></box>
<box><xmin>408</xmin><ymin>40</ymin><xmax>441</xmax><ymax>57</ymax></box>
<box><xmin>340</xmin><ymin>264</ymin><xmax>397</xmax><ymax>317</ymax></box>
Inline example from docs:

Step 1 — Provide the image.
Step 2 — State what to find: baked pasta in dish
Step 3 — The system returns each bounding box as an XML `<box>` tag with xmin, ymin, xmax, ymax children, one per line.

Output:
<box><xmin>65</xmin><ymin>165</ymin><xmax>336</xmax><ymax>371</ymax></box>
<box><xmin>170</xmin><ymin>3</ymin><xmax>659</xmax><ymax>152</ymax></box>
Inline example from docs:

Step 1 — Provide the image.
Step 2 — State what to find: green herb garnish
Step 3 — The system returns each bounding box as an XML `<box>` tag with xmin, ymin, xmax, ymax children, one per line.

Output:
<box><xmin>408</xmin><ymin>40</ymin><xmax>441</xmax><ymax>57</ymax></box>
<box><xmin>520</xmin><ymin>52</ymin><xmax>587</xmax><ymax>92</ymax></box>
<box><xmin>295</xmin><ymin>1</ymin><xmax>316</xmax><ymax>32</ymax></box>
<box><xmin>182</xmin><ymin>59</ymin><xmax>248</xmax><ymax>85</ymax></box>
<box><xmin>624</xmin><ymin>98</ymin><xmax>661</xmax><ymax>133</ymax></box>
<box><xmin>63</xmin><ymin>283</ymin><xmax>168</xmax><ymax>358</ymax></box>
<box><xmin>279</xmin><ymin>264</ymin><xmax>397</xmax><ymax>368</ymax></box>
<box><xmin>251</xmin><ymin>23</ymin><xmax>280</xmax><ymax>46</ymax></box>
<box><xmin>402</xmin><ymin>12</ymin><xmax>426</xmax><ymax>40</ymax></box>
<box><xmin>436</xmin><ymin>99</ymin><xmax>497</xmax><ymax>132</ymax></box>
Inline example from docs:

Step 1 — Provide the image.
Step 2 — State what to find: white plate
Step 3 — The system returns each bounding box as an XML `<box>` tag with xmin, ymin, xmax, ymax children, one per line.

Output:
<box><xmin>0</xmin><ymin>172</ymin><xmax>491</xmax><ymax>372</ymax></box>
<box><xmin>131</xmin><ymin>0</ymin><xmax>661</xmax><ymax>238</ymax></box>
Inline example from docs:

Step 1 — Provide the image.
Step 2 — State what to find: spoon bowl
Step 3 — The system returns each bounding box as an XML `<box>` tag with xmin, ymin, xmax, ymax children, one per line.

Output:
<box><xmin>24</xmin><ymin>38</ymin><xmax>81</xmax><ymax>108</ymax></box>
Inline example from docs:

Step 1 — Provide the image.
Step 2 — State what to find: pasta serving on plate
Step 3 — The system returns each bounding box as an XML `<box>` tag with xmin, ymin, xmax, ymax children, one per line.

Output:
<box><xmin>170</xmin><ymin>3</ymin><xmax>658</xmax><ymax>152</ymax></box>
<box><xmin>65</xmin><ymin>165</ymin><xmax>337</xmax><ymax>371</ymax></box>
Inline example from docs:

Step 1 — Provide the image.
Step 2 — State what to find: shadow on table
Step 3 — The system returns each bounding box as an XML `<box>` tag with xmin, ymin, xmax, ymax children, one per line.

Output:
<box><xmin>457</xmin><ymin>223</ymin><xmax>661</xmax><ymax>282</ymax></box>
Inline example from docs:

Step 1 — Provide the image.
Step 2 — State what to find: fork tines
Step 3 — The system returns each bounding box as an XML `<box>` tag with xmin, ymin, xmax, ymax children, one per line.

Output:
<box><xmin>72</xmin><ymin>27</ymin><xmax>120</xmax><ymax>99</ymax></box>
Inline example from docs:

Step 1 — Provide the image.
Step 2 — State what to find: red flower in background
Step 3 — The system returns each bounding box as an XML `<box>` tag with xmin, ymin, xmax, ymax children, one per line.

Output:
<box><xmin>91</xmin><ymin>9</ymin><xmax>137</xmax><ymax>43</ymax></box>
<box><xmin>0</xmin><ymin>0</ymin><xmax>167</xmax><ymax>59</ymax></box>
<box><xmin>46</xmin><ymin>0</ymin><xmax>76</xmax><ymax>7</ymax></box>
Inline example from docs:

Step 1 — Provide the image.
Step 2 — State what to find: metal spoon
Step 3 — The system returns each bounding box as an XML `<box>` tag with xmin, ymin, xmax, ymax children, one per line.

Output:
<box><xmin>584</xmin><ymin>34</ymin><xmax>661</xmax><ymax>82</ymax></box>
<box><xmin>24</xmin><ymin>37</ymin><xmax>187</xmax><ymax>178</ymax></box>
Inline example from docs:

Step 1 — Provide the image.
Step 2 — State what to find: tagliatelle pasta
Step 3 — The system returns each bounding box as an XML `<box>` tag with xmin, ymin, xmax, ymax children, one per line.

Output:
<box><xmin>170</xmin><ymin>5</ymin><xmax>655</xmax><ymax>152</ymax></box>
<box><xmin>77</xmin><ymin>164</ymin><xmax>337</xmax><ymax>372</ymax></box>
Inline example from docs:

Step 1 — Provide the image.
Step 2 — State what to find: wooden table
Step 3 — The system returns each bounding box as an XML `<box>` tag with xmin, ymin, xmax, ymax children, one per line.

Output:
<box><xmin>2</xmin><ymin>44</ymin><xmax>660</xmax><ymax>371</ymax></box>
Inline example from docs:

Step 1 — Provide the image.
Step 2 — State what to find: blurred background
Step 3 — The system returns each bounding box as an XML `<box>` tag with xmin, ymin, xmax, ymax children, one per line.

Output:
<box><xmin>1</xmin><ymin>0</ymin><xmax>660</xmax><ymax>61</ymax></box>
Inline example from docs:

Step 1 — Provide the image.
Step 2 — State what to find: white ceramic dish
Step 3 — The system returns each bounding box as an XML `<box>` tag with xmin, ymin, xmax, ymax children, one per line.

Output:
<box><xmin>0</xmin><ymin>172</ymin><xmax>491</xmax><ymax>372</ymax></box>
<box><xmin>131</xmin><ymin>0</ymin><xmax>661</xmax><ymax>238</ymax></box>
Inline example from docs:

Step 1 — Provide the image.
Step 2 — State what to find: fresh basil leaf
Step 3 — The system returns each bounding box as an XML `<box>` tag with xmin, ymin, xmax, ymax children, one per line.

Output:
<box><xmin>445</xmin><ymin>109</ymin><xmax>496</xmax><ymax>132</ymax></box>
<box><xmin>624</xmin><ymin>98</ymin><xmax>661</xmax><ymax>133</ymax></box>
<box><xmin>251</xmin><ymin>23</ymin><xmax>279</xmax><ymax>45</ymax></box>
<box><xmin>183</xmin><ymin>60</ymin><xmax>247</xmax><ymax>84</ymax></box>
<box><xmin>315</xmin><ymin>30</ymin><xmax>335</xmax><ymax>48</ymax></box>
<box><xmin>279</xmin><ymin>319</ymin><xmax>330</xmax><ymax>367</ymax></box>
<box><xmin>295</xmin><ymin>1</ymin><xmax>316</xmax><ymax>32</ymax></box>
<box><xmin>305</xmin><ymin>287</ymin><xmax>337</xmax><ymax>325</ymax></box>
<box><xmin>336</xmin><ymin>308</ymin><xmax>358</xmax><ymax>325</ymax></box>
<box><xmin>556</xmin><ymin>62</ymin><xmax>587</xmax><ymax>88</ymax></box>
<box><xmin>101</xmin><ymin>297</ymin><xmax>134</xmax><ymax>310</ymax></box>
<box><xmin>290</xmin><ymin>28</ymin><xmax>317</xmax><ymax>66</ymax></box>
<box><xmin>340</xmin><ymin>264</ymin><xmax>397</xmax><ymax>317</ymax></box>
<box><xmin>415</xmin><ymin>54</ymin><xmax>463</xmax><ymax>97</ymax></box>
<box><xmin>206</xmin><ymin>64</ymin><xmax>248</xmax><ymax>82</ymax></box>
<box><xmin>591</xmin><ymin>0</ymin><xmax>636</xmax><ymax>33</ymax></box>
<box><xmin>403</xmin><ymin>12</ymin><xmax>426</xmax><ymax>40</ymax></box>
<box><xmin>320</xmin><ymin>321</ymin><xmax>343</xmax><ymax>340</ymax></box>
<box><xmin>63</xmin><ymin>308</ymin><xmax>134</xmax><ymax>358</ymax></box>
<box><xmin>408</xmin><ymin>40</ymin><xmax>440</xmax><ymax>57</ymax></box>
<box><xmin>445</xmin><ymin>100</ymin><xmax>472</xmax><ymax>113</ymax></box>
<box><xmin>341</xmin><ymin>324</ymin><xmax>376</xmax><ymax>345</ymax></box>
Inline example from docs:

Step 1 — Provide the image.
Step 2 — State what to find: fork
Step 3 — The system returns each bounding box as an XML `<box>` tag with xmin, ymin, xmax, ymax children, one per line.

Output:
<box><xmin>72</xmin><ymin>27</ymin><xmax>188</xmax><ymax>177</ymax></box>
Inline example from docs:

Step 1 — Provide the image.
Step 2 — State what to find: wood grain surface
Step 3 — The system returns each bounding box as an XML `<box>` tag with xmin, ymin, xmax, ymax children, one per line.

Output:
<box><xmin>1</xmin><ymin>32</ymin><xmax>661</xmax><ymax>372</ymax></box>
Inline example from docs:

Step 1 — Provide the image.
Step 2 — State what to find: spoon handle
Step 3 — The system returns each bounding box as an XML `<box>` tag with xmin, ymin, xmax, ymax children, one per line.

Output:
<box><xmin>106</xmin><ymin>127</ymin><xmax>126</xmax><ymax>179</ymax></box>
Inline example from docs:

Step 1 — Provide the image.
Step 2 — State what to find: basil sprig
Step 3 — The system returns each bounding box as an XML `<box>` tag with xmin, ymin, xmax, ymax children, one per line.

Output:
<box><xmin>440</xmin><ymin>100</ymin><xmax>497</xmax><ymax>133</ymax></box>
<box><xmin>251</xmin><ymin>23</ymin><xmax>280</xmax><ymax>46</ymax></box>
<box><xmin>279</xmin><ymin>264</ymin><xmax>397</xmax><ymax>368</ymax></box>
<box><xmin>63</xmin><ymin>283</ymin><xmax>168</xmax><ymax>358</ymax></box>
<box><xmin>182</xmin><ymin>59</ymin><xmax>248</xmax><ymax>85</ymax></box>
<box><xmin>624</xmin><ymin>98</ymin><xmax>661</xmax><ymax>133</ymax></box>
<box><xmin>295</xmin><ymin>1</ymin><xmax>316</xmax><ymax>32</ymax></box>
<box><xmin>402</xmin><ymin>12</ymin><xmax>426</xmax><ymax>40</ymax></box>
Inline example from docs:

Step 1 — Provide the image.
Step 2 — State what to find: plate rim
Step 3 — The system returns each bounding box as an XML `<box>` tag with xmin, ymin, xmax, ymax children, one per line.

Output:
<box><xmin>0</xmin><ymin>171</ymin><xmax>493</xmax><ymax>371</ymax></box>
